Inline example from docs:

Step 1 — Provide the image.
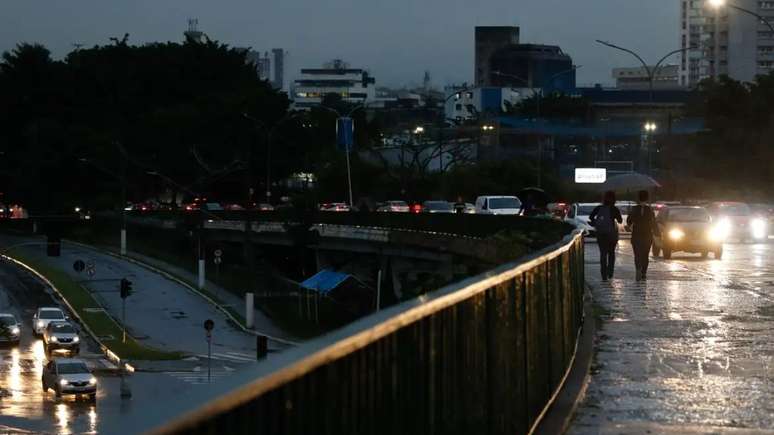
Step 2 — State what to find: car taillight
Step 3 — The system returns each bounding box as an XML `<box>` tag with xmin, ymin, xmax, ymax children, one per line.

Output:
<box><xmin>411</xmin><ymin>205</ymin><xmax>422</xmax><ymax>213</ymax></box>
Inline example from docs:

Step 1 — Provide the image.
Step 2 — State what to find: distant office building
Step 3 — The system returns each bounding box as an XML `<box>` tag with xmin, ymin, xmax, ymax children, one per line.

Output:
<box><xmin>488</xmin><ymin>44</ymin><xmax>576</xmax><ymax>92</ymax></box>
<box><xmin>613</xmin><ymin>65</ymin><xmax>681</xmax><ymax>90</ymax></box>
<box><xmin>680</xmin><ymin>0</ymin><xmax>772</xmax><ymax>86</ymax></box>
<box><xmin>238</xmin><ymin>49</ymin><xmax>272</xmax><ymax>81</ymax></box>
<box><xmin>444</xmin><ymin>85</ymin><xmax>529</xmax><ymax>121</ymax></box>
<box><xmin>475</xmin><ymin>26</ymin><xmax>520</xmax><ymax>86</ymax></box>
<box><xmin>272</xmin><ymin>48</ymin><xmax>285</xmax><ymax>90</ymax></box>
<box><xmin>292</xmin><ymin>59</ymin><xmax>376</xmax><ymax>109</ymax></box>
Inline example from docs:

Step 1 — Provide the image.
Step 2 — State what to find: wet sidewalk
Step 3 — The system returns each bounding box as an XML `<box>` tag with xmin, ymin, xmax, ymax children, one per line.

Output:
<box><xmin>571</xmin><ymin>240</ymin><xmax>774</xmax><ymax>433</ymax></box>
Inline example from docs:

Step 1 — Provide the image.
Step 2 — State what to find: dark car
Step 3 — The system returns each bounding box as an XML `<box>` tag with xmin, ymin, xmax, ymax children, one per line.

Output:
<box><xmin>706</xmin><ymin>202</ymin><xmax>767</xmax><ymax>242</ymax></box>
<box><xmin>653</xmin><ymin>206</ymin><xmax>724</xmax><ymax>259</ymax></box>
<box><xmin>422</xmin><ymin>201</ymin><xmax>454</xmax><ymax>214</ymax></box>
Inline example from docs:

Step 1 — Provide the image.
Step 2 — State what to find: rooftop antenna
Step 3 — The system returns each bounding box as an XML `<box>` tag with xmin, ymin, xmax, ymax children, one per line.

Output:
<box><xmin>184</xmin><ymin>18</ymin><xmax>204</xmax><ymax>43</ymax></box>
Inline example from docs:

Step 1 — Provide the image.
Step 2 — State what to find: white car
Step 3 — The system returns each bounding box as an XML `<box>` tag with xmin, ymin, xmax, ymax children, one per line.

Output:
<box><xmin>475</xmin><ymin>196</ymin><xmax>522</xmax><ymax>215</ymax></box>
<box><xmin>43</xmin><ymin>322</ymin><xmax>81</xmax><ymax>356</ymax></box>
<box><xmin>0</xmin><ymin>313</ymin><xmax>21</xmax><ymax>345</ymax></box>
<box><xmin>568</xmin><ymin>202</ymin><xmax>632</xmax><ymax>236</ymax></box>
<box><xmin>42</xmin><ymin>358</ymin><xmax>97</xmax><ymax>400</ymax></box>
<box><xmin>32</xmin><ymin>307</ymin><xmax>66</xmax><ymax>336</ymax></box>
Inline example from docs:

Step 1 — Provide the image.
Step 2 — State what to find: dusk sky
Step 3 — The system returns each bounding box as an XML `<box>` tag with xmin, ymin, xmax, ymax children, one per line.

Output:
<box><xmin>1</xmin><ymin>0</ymin><xmax>678</xmax><ymax>88</ymax></box>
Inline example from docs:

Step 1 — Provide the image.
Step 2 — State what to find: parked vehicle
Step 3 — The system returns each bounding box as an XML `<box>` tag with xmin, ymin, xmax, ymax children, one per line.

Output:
<box><xmin>42</xmin><ymin>359</ymin><xmax>97</xmax><ymax>400</ymax></box>
<box><xmin>32</xmin><ymin>307</ymin><xmax>66</xmax><ymax>336</ymax></box>
<box><xmin>474</xmin><ymin>196</ymin><xmax>522</xmax><ymax>215</ymax></box>
<box><xmin>0</xmin><ymin>313</ymin><xmax>21</xmax><ymax>345</ymax></box>
<box><xmin>422</xmin><ymin>201</ymin><xmax>455</xmax><ymax>214</ymax></box>
<box><xmin>706</xmin><ymin>202</ymin><xmax>767</xmax><ymax>242</ymax></box>
<box><xmin>652</xmin><ymin>206</ymin><xmax>724</xmax><ymax>259</ymax></box>
<box><xmin>43</xmin><ymin>322</ymin><xmax>81</xmax><ymax>356</ymax></box>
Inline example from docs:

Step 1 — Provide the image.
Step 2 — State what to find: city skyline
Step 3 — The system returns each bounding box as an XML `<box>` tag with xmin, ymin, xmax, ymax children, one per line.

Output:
<box><xmin>1</xmin><ymin>0</ymin><xmax>679</xmax><ymax>88</ymax></box>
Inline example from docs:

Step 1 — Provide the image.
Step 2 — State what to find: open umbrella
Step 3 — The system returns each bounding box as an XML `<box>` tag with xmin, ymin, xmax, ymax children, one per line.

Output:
<box><xmin>597</xmin><ymin>173</ymin><xmax>661</xmax><ymax>192</ymax></box>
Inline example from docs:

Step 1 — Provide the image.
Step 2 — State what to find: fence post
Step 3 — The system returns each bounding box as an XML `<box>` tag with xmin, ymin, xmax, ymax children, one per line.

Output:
<box><xmin>245</xmin><ymin>292</ymin><xmax>254</xmax><ymax>329</ymax></box>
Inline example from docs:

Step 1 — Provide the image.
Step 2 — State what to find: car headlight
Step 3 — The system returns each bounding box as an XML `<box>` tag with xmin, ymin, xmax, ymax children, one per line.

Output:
<box><xmin>49</xmin><ymin>336</ymin><xmax>58</xmax><ymax>343</ymax></box>
<box><xmin>751</xmin><ymin>218</ymin><xmax>767</xmax><ymax>239</ymax></box>
<box><xmin>72</xmin><ymin>336</ymin><xmax>79</xmax><ymax>343</ymax></box>
<box><xmin>10</xmin><ymin>327</ymin><xmax>19</xmax><ymax>335</ymax></box>
<box><xmin>710</xmin><ymin>219</ymin><xmax>732</xmax><ymax>241</ymax></box>
<box><xmin>60</xmin><ymin>379</ymin><xmax>68</xmax><ymax>386</ymax></box>
<box><xmin>89</xmin><ymin>377</ymin><xmax>97</xmax><ymax>386</ymax></box>
<box><xmin>668</xmin><ymin>228</ymin><xmax>685</xmax><ymax>241</ymax></box>
<box><xmin>37</xmin><ymin>320</ymin><xmax>44</xmax><ymax>328</ymax></box>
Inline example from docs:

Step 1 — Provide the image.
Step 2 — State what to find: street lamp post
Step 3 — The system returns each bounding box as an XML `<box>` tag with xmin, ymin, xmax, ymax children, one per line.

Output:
<box><xmin>707</xmin><ymin>0</ymin><xmax>774</xmax><ymax>33</ymax></box>
<box><xmin>642</xmin><ymin>122</ymin><xmax>658</xmax><ymax>174</ymax></box>
<box><xmin>316</xmin><ymin>103</ymin><xmax>371</xmax><ymax>208</ymax></box>
<box><xmin>596</xmin><ymin>41</ymin><xmax>696</xmax><ymax>103</ymax></box>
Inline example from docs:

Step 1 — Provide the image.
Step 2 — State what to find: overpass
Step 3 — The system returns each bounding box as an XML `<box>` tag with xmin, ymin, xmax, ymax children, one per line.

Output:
<box><xmin>68</xmin><ymin>211</ymin><xmax>586</xmax><ymax>435</ymax></box>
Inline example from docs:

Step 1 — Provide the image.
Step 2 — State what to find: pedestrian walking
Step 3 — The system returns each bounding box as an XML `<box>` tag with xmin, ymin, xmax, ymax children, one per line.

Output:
<box><xmin>589</xmin><ymin>191</ymin><xmax>623</xmax><ymax>281</ymax></box>
<box><xmin>627</xmin><ymin>190</ymin><xmax>661</xmax><ymax>281</ymax></box>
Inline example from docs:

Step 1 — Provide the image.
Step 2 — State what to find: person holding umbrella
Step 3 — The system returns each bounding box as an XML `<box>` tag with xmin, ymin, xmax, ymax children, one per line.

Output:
<box><xmin>627</xmin><ymin>190</ymin><xmax>660</xmax><ymax>281</ymax></box>
<box><xmin>589</xmin><ymin>190</ymin><xmax>623</xmax><ymax>281</ymax></box>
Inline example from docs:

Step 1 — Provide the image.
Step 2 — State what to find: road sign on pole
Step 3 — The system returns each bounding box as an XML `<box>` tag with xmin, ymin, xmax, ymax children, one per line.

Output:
<box><xmin>336</xmin><ymin>117</ymin><xmax>354</xmax><ymax>152</ymax></box>
<box><xmin>336</xmin><ymin>117</ymin><xmax>355</xmax><ymax>207</ymax></box>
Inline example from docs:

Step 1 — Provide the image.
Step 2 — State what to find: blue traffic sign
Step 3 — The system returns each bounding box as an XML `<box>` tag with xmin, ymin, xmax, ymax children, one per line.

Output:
<box><xmin>336</xmin><ymin>117</ymin><xmax>354</xmax><ymax>152</ymax></box>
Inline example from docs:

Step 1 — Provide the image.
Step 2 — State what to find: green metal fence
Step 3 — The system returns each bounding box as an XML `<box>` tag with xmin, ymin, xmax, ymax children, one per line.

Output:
<box><xmin>147</xmin><ymin>229</ymin><xmax>585</xmax><ymax>435</ymax></box>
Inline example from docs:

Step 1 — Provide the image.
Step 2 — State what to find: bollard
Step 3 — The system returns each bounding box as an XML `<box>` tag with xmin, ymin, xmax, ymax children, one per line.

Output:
<box><xmin>120</xmin><ymin>229</ymin><xmax>127</xmax><ymax>256</ymax></box>
<box><xmin>256</xmin><ymin>335</ymin><xmax>268</xmax><ymax>360</ymax></box>
<box><xmin>245</xmin><ymin>292</ymin><xmax>254</xmax><ymax>329</ymax></box>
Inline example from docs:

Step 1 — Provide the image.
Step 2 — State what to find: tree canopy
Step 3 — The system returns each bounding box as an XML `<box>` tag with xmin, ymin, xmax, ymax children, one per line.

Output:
<box><xmin>0</xmin><ymin>38</ymin><xmax>293</xmax><ymax>212</ymax></box>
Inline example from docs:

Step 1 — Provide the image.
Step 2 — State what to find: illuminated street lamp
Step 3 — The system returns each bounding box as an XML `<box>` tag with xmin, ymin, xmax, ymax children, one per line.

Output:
<box><xmin>706</xmin><ymin>0</ymin><xmax>774</xmax><ymax>33</ymax></box>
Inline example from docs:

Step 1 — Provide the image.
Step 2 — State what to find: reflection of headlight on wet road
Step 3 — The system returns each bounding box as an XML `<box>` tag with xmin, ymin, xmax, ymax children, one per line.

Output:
<box><xmin>669</xmin><ymin>228</ymin><xmax>685</xmax><ymax>241</ymax></box>
<box><xmin>751</xmin><ymin>218</ymin><xmax>767</xmax><ymax>239</ymax></box>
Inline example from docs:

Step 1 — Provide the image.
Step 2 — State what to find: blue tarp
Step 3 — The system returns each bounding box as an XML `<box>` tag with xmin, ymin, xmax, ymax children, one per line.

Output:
<box><xmin>300</xmin><ymin>269</ymin><xmax>351</xmax><ymax>295</ymax></box>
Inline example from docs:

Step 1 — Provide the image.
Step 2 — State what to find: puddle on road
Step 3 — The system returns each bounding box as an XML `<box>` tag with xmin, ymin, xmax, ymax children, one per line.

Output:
<box><xmin>756</xmin><ymin>305</ymin><xmax>774</xmax><ymax>318</ymax></box>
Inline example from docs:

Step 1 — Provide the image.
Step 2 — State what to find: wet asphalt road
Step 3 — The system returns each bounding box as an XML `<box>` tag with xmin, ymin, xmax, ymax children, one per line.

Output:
<box><xmin>572</xmin><ymin>240</ymin><xmax>774</xmax><ymax>433</ymax></box>
<box><xmin>0</xmin><ymin>258</ymin><xmax>266</xmax><ymax>435</ymax></box>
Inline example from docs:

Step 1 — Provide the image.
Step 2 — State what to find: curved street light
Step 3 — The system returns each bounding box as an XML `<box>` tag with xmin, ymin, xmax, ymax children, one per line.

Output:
<box><xmin>596</xmin><ymin>40</ymin><xmax>696</xmax><ymax>103</ymax></box>
<box><xmin>707</xmin><ymin>0</ymin><xmax>774</xmax><ymax>33</ymax></box>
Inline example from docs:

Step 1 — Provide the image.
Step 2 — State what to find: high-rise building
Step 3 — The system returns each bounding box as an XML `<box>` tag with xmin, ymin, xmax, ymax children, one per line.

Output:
<box><xmin>272</xmin><ymin>48</ymin><xmax>285</xmax><ymax>91</ymax></box>
<box><xmin>239</xmin><ymin>49</ymin><xmax>272</xmax><ymax>81</ymax></box>
<box><xmin>475</xmin><ymin>26</ymin><xmax>520</xmax><ymax>86</ymax></box>
<box><xmin>680</xmin><ymin>0</ymin><xmax>772</xmax><ymax>86</ymax></box>
<box><xmin>487</xmin><ymin>44</ymin><xmax>576</xmax><ymax>92</ymax></box>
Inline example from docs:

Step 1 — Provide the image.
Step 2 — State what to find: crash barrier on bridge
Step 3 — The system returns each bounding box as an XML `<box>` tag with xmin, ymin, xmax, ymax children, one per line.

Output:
<box><xmin>146</xmin><ymin>229</ymin><xmax>585</xmax><ymax>435</ymax></box>
<box><xmin>127</xmin><ymin>209</ymin><xmax>570</xmax><ymax>245</ymax></box>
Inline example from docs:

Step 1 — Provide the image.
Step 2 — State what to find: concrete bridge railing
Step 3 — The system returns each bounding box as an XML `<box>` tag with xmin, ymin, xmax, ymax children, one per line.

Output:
<box><xmin>132</xmin><ymin>228</ymin><xmax>585</xmax><ymax>435</ymax></box>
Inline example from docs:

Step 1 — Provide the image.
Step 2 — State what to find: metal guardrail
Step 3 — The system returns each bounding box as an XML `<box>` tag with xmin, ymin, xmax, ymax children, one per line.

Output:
<box><xmin>144</xmin><ymin>229</ymin><xmax>585</xmax><ymax>435</ymax></box>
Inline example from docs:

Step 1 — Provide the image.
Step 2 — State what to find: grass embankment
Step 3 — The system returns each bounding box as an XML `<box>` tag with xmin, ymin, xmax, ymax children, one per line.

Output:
<box><xmin>10</xmin><ymin>252</ymin><xmax>182</xmax><ymax>361</ymax></box>
<box><xmin>68</xmin><ymin>224</ymin><xmax>329</xmax><ymax>338</ymax></box>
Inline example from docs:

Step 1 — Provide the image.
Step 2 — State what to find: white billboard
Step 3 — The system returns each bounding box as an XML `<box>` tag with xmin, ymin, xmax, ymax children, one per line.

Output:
<box><xmin>575</xmin><ymin>168</ymin><xmax>607</xmax><ymax>184</ymax></box>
